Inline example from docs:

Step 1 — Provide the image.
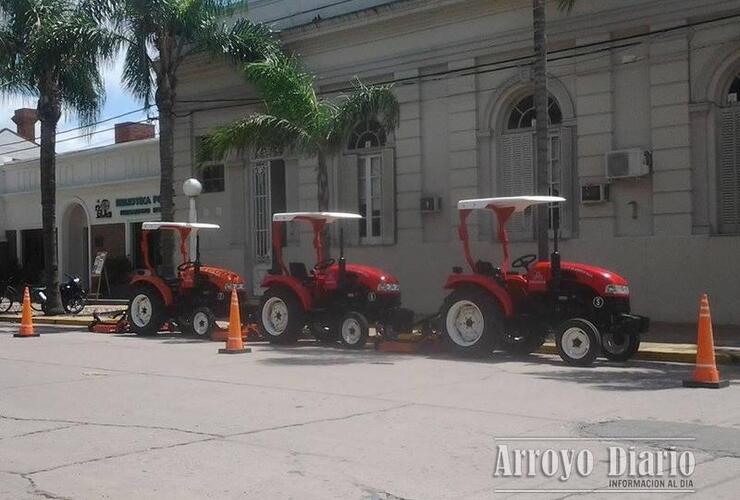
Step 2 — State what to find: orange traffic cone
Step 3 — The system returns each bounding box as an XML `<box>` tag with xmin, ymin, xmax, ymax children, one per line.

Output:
<box><xmin>218</xmin><ymin>289</ymin><xmax>251</xmax><ymax>354</ymax></box>
<box><xmin>14</xmin><ymin>287</ymin><xmax>39</xmax><ymax>338</ymax></box>
<box><xmin>683</xmin><ymin>294</ymin><xmax>728</xmax><ymax>388</ymax></box>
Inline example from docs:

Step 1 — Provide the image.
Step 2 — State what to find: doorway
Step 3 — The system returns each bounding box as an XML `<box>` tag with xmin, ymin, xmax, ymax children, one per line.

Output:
<box><xmin>62</xmin><ymin>204</ymin><xmax>90</xmax><ymax>286</ymax></box>
<box><xmin>251</xmin><ymin>157</ymin><xmax>286</xmax><ymax>295</ymax></box>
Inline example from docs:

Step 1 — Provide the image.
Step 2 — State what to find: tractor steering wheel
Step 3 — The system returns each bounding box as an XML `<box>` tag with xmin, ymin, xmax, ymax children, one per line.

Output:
<box><xmin>511</xmin><ymin>254</ymin><xmax>537</xmax><ymax>271</ymax></box>
<box><xmin>177</xmin><ymin>261</ymin><xmax>196</xmax><ymax>271</ymax></box>
<box><xmin>313</xmin><ymin>258</ymin><xmax>336</xmax><ymax>271</ymax></box>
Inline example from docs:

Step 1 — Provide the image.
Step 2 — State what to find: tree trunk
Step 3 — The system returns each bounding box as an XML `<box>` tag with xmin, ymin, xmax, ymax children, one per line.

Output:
<box><xmin>37</xmin><ymin>93</ymin><xmax>64</xmax><ymax>315</ymax></box>
<box><xmin>156</xmin><ymin>82</ymin><xmax>176</xmax><ymax>267</ymax></box>
<box><xmin>317</xmin><ymin>150</ymin><xmax>329</xmax><ymax>212</ymax></box>
<box><xmin>316</xmin><ymin>150</ymin><xmax>330</xmax><ymax>253</ymax></box>
<box><xmin>533</xmin><ymin>0</ymin><xmax>550</xmax><ymax>261</ymax></box>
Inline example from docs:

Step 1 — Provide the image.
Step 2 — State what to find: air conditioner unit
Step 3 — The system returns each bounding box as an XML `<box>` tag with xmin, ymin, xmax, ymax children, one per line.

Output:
<box><xmin>581</xmin><ymin>183</ymin><xmax>610</xmax><ymax>204</ymax></box>
<box><xmin>605</xmin><ymin>149</ymin><xmax>652</xmax><ymax>180</ymax></box>
<box><xmin>420</xmin><ymin>196</ymin><xmax>442</xmax><ymax>213</ymax></box>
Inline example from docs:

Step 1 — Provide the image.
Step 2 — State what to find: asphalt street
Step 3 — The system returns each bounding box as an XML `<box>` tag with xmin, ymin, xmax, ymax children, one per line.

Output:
<box><xmin>1</xmin><ymin>325</ymin><xmax>738</xmax><ymax>499</ymax></box>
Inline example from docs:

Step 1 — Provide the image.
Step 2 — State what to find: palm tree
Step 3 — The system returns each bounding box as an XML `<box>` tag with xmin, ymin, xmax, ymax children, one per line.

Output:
<box><xmin>199</xmin><ymin>53</ymin><xmax>399</xmax><ymax>215</ymax></box>
<box><xmin>116</xmin><ymin>0</ymin><xmax>279</xmax><ymax>264</ymax></box>
<box><xmin>532</xmin><ymin>0</ymin><xmax>575</xmax><ymax>260</ymax></box>
<box><xmin>0</xmin><ymin>0</ymin><xmax>118</xmax><ymax>314</ymax></box>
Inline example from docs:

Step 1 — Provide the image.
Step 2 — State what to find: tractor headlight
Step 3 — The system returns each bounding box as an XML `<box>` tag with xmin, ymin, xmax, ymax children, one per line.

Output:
<box><xmin>604</xmin><ymin>284</ymin><xmax>629</xmax><ymax>296</ymax></box>
<box><xmin>224</xmin><ymin>282</ymin><xmax>246</xmax><ymax>292</ymax></box>
<box><xmin>377</xmin><ymin>282</ymin><xmax>401</xmax><ymax>293</ymax></box>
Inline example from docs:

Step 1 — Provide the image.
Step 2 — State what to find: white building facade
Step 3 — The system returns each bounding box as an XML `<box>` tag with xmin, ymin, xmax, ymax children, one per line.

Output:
<box><xmin>0</xmin><ymin>121</ymin><xmax>160</xmax><ymax>289</ymax></box>
<box><xmin>169</xmin><ymin>0</ymin><xmax>740</xmax><ymax>324</ymax></box>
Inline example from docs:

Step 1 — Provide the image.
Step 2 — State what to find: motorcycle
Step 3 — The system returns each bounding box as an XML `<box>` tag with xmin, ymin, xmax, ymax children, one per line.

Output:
<box><xmin>31</xmin><ymin>275</ymin><xmax>87</xmax><ymax>315</ymax></box>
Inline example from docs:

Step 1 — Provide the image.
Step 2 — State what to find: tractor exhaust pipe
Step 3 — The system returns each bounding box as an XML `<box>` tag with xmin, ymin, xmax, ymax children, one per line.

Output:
<box><xmin>338</xmin><ymin>227</ymin><xmax>346</xmax><ymax>288</ymax></box>
<box><xmin>551</xmin><ymin>204</ymin><xmax>561</xmax><ymax>291</ymax></box>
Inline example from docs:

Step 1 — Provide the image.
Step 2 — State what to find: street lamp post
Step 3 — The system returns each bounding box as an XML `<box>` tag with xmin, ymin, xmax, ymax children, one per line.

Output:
<box><xmin>182</xmin><ymin>178</ymin><xmax>203</xmax><ymax>255</ymax></box>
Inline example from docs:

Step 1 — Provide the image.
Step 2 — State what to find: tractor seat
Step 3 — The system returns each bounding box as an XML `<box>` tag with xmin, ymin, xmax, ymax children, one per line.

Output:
<box><xmin>156</xmin><ymin>265</ymin><xmax>176</xmax><ymax>279</ymax></box>
<box><xmin>475</xmin><ymin>260</ymin><xmax>504</xmax><ymax>281</ymax></box>
<box><xmin>289</xmin><ymin>262</ymin><xmax>314</xmax><ymax>285</ymax></box>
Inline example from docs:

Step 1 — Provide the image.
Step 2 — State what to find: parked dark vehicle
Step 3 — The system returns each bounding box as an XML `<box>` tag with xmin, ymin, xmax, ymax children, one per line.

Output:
<box><xmin>0</xmin><ymin>275</ymin><xmax>88</xmax><ymax>315</ymax></box>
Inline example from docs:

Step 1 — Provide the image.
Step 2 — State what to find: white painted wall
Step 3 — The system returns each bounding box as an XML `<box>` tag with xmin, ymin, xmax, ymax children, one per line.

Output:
<box><xmin>169</xmin><ymin>0</ymin><xmax>740</xmax><ymax>324</ymax></box>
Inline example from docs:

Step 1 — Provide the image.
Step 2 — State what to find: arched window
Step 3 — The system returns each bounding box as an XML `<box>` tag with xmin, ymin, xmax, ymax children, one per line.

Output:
<box><xmin>348</xmin><ymin>118</ymin><xmax>387</xmax><ymax>150</ymax></box>
<box><xmin>506</xmin><ymin>94</ymin><xmax>562</xmax><ymax>130</ymax></box>
<box><xmin>726</xmin><ymin>72</ymin><xmax>740</xmax><ymax>104</ymax></box>
<box><xmin>718</xmin><ymin>71</ymin><xmax>740</xmax><ymax>233</ymax></box>
<box><xmin>498</xmin><ymin>92</ymin><xmax>572</xmax><ymax>238</ymax></box>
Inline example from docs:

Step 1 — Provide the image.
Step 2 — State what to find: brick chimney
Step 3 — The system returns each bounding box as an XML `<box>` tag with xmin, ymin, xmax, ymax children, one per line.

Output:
<box><xmin>12</xmin><ymin>108</ymin><xmax>38</xmax><ymax>142</ymax></box>
<box><xmin>114</xmin><ymin>122</ymin><xmax>155</xmax><ymax>144</ymax></box>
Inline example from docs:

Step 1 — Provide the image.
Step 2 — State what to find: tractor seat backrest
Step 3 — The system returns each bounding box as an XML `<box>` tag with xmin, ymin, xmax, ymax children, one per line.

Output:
<box><xmin>289</xmin><ymin>262</ymin><xmax>309</xmax><ymax>280</ymax></box>
<box><xmin>156</xmin><ymin>265</ymin><xmax>176</xmax><ymax>279</ymax></box>
<box><xmin>475</xmin><ymin>260</ymin><xmax>505</xmax><ymax>282</ymax></box>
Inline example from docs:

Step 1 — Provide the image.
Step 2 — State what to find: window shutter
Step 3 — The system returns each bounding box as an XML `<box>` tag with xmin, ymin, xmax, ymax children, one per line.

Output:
<box><xmin>719</xmin><ymin>108</ymin><xmax>740</xmax><ymax>234</ymax></box>
<box><xmin>381</xmin><ymin>147</ymin><xmax>396</xmax><ymax>245</ymax></box>
<box><xmin>498</xmin><ymin>132</ymin><xmax>534</xmax><ymax>239</ymax></box>
<box><xmin>558</xmin><ymin>127</ymin><xmax>574</xmax><ymax>238</ymax></box>
<box><xmin>339</xmin><ymin>154</ymin><xmax>360</xmax><ymax>245</ymax></box>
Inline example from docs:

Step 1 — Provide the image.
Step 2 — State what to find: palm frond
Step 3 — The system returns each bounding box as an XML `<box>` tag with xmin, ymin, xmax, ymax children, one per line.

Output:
<box><xmin>326</xmin><ymin>80</ymin><xmax>399</xmax><ymax>152</ymax></box>
<box><xmin>556</xmin><ymin>0</ymin><xmax>576</xmax><ymax>12</ymax></box>
<box><xmin>200</xmin><ymin>17</ymin><xmax>279</xmax><ymax>64</ymax></box>
<box><xmin>198</xmin><ymin>113</ymin><xmax>313</xmax><ymax>163</ymax></box>
<box><xmin>244</xmin><ymin>53</ymin><xmax>321</xmax><ymax>127</ymax></box>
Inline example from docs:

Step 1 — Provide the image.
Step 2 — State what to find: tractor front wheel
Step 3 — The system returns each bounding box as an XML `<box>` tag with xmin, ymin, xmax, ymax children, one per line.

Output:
<box><xmin>129</xmin><ymin>287</ymin><xmax>166</xmax><ymax>336</ymax></box>
<box><xmin>601</xmin><ymin>330</ymin><xmax>640</xmax><ymax>362</ymax></box>
<box><xmin>190</xmin><ymin>307</ymin><xmax>216</xmax><ymax>338</ymax></box>
<box><xmin>259</xmin><ymin>289</ymin><xmax>304</xmax><ymax>344</ymax></box>
<box><xmin>441</xmin><ymin>288</ymin><xmax>501</xmax><ymax>357</ymax></box>
<box><xmin>556</xmin><ymin>318</ymin><xmax>601</xmax><ymax>367</ymax></box>
<box><xmin>339</xmin><ymin>312</ymin><xmax>369</xmax><ymax>349</ymax></box>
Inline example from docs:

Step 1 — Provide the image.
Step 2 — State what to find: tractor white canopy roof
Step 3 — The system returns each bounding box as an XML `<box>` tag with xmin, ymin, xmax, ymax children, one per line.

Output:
<box><xmin>457</xmin><ymin>196</ymin><xmax>566</xmax><ymax>213</ymax></box>
<box><xmin>272</xmin><ymin>212</ymin><xmax>363</xmax><ymax>223</ymax></box>
<box><xmin>142</xmin><ymin>222</ymin><xmax>221</xmax><ymax>231</ymax></box>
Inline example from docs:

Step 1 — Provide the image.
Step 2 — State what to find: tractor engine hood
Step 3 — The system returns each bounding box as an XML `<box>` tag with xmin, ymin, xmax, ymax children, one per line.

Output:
<box><xmin>199</xmin><ymin>266</ymin><xmax>246</xmax><ymax>291</ymax></box>
<box><xmin>343</xmin><ymin>263</ymin><xmax>401</xmax><ymax>294</ymax></box>
<box><xmin>529</xmin><ymin>261</ymin><xmax>630</xmax><ymax>297</ymax></box>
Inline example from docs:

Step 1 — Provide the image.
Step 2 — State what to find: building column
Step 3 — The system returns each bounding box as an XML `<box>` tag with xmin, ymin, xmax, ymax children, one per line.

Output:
<box><xmin>447</xmin><ymin>59</ymin><xmax>479</xmax><ymax>237</ymax></box>
<box><xmin>575</xmin><ymin>35</ymin><xmax>615</xmax><ymax>237</ymax></box>
<box><xmin>649</xmin><ymin>25</ymin><xmax>692</xmax><ymax>236</ymax></box>
<box><xmin>394</xmin><ymin>68</ymin><xmax>423</xmax><ymax>244</ymax></box>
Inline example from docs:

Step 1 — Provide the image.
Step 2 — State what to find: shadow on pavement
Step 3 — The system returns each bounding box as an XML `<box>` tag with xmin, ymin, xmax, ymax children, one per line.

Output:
<box><xmin>518</xmin><ymin>359</ymin><xmax>739</xmax><ymax>392</ymax></box>
<box><xmin>261</xmin><ymin>344</ymin><xmax>402</xmax><ymax>366</ymax></box>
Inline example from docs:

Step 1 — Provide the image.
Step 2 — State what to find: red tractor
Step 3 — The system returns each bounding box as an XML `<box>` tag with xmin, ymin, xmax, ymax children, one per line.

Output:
<box><xmin>440</xmin><ymin>196</ymin><xmax>649</xmax><ymax>366</ymax></box>
<box><xmin>128</xmin><ymin>222</ymin><xmax>247</xmax><ymax>337</ymax></box>
<box><xmin>259</xmin><ymin>212</ymin><xmax>412</xmax><ymax>349</ymax></box>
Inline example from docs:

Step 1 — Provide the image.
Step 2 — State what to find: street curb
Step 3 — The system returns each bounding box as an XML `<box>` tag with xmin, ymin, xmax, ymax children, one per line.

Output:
<box><xmin>538</xmin><ymin>343</ymin><xmax>738</xmax><ymax>366</ymax></box>
<box><xmin>1</xmin><ymin>316</ymin><xmax>736</xmax><ymax>365</ymax></box>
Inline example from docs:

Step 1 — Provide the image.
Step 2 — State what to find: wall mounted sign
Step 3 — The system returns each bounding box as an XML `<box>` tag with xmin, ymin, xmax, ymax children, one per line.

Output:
<box><xmin>95</xmin><ymin>199</ymin><xmax>112</xmax><ymax>218</ymax></box>
<box><xmin>115</xmin><ymin>195</ymin><xmax>161</xmax><ymax>217</ymax></box>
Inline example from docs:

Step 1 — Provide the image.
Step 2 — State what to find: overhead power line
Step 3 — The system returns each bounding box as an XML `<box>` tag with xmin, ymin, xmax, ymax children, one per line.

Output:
<box><xmin>4</xmin><ymin>10</ymin><xmax>739</xmax><ymax>157</ymax></box>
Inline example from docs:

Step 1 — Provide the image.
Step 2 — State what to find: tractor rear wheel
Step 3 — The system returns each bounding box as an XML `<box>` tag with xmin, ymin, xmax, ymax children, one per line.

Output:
<box><xmin>259</xmin><ymin>289</ymin><xmax>304</xmax><ymax>344</ymax></box>
<box><xmin>129</xmin><ymin>287</ymin><xmax>166</xmax><ymax>336</ymax></box>
<box><xmin>601</xmin><ymin>330</ymin><xmax>640</xmax><ymax>362</ymax></box>
<box><xmin>556</xmin><ymin>318</ymin><xmax>601</xmax><ymax>367</ymax></box>
<box><xmin>441</xmin><ymin>288</ymin><xmax>501</xmax><ymax>357</ymax></box>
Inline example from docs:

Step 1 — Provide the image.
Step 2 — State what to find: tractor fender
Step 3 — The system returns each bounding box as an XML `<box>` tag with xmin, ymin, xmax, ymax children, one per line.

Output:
<box><xmin>130</xmin><ymin>275</ymin><xmax>174</xmax><ymax>306</ymax></box>
<box><xmin>261</xmin><ymin>275</ymin><xmax>313</xmax><ymax>311</ymax></box>
<box><xmin>443</xmin><ymin>274</ymin><xmax>514</xmax><ymax>317</ymax></box>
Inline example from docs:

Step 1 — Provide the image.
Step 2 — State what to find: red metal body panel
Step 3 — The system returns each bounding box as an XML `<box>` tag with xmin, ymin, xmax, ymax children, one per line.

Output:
<box><xmin>443</xmin><ymin>274</ymin><xmax>515</xmax><ymax>317</ymax></box>
<box><xmin>526</xmin><ymin>260</ymin><xmax>628</xmax><ymax>295</ymax></box>
<box><xmin>131</xmin><ymin>275</ymin><xmax>174</xmax><ymax>305</ymax></box>
<box><xmin>261</xmin><ymin>274</ymin><xmax>314</xmax><ymax>310</ymax></box>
